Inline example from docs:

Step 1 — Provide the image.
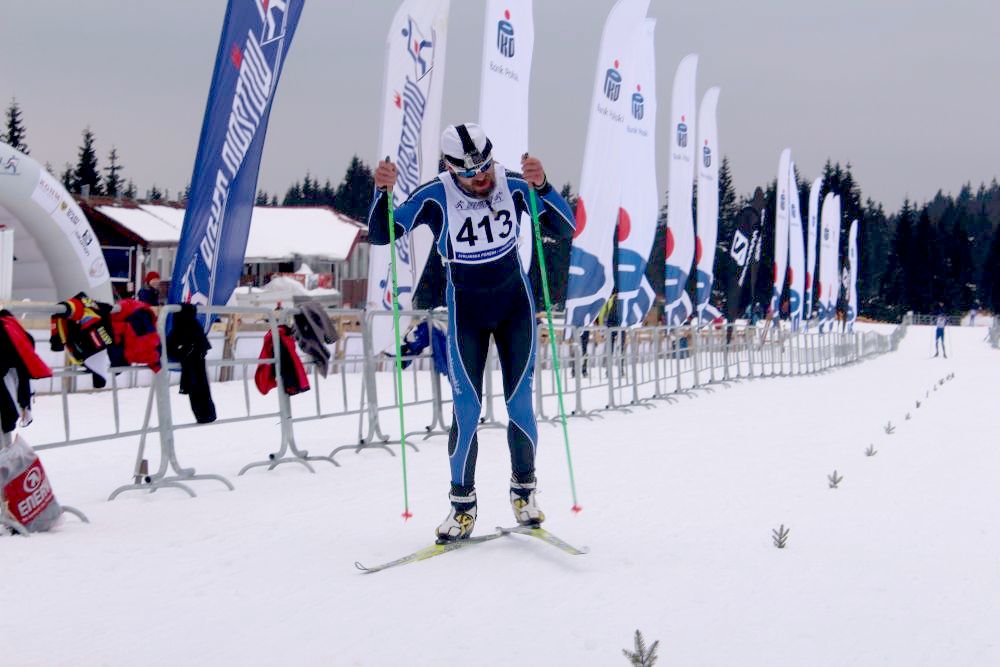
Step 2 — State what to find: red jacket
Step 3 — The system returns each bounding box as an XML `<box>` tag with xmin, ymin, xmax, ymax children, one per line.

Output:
<box><xmin>111</xmin><ymin>299</ymin><xmax>162</xmax><ymax>372</ymax></box>
<box><xmin>255</xmin><ymin>325</ymin><xmax>310</xmax><ymax>396</ymax></box>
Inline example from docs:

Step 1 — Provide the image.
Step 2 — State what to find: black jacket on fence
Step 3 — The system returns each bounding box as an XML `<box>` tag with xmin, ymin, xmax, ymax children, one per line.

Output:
<box><xmin>166</xmin><ymin>304</ymin><xmax>217</xmax><ymax>424</ymax></box>
<box><xmin>292</xmin><ymin>301</ymin><xmax>339</xmax><ymax>377</ymax></box>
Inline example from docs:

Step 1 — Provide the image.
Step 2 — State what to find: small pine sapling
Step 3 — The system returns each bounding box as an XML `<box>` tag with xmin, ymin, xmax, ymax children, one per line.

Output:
<box><xmin>623</xmin><ymin>630</ymin><xmax>660</xmax><ymax>667</ymax></box>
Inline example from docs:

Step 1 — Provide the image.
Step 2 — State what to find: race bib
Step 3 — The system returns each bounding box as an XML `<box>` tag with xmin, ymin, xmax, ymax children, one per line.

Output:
<box><xmin>439</xmin><ymin>165</ymin><xmax>518</xmax><ymax>264</ymax></box>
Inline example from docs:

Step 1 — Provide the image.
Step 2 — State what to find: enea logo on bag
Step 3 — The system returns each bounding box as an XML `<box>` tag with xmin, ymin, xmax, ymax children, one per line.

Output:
<box><xmin>631</xmin><ymin>85</ymin><xmax>644</xmax><ymax>120</ymax></box>
<box><xmin>604</xmin><ymin>60</ymin><xmax>622</xmax><ymax>101</ymax></box>
<box><xmin>676</xmin><ymin>116</ymin><xmax>688</xmax><ymax>148</ymax></box>
<box><xmin>703</xmin><ymin>141</ymin><xmax>712</xmax><ymax>168</ymax></box>
<box><xmin>8</xmin><ymin>459</ymin><xmax>54</xmax><ymax>524</ymax></box>
<box><xmin>497</xmin><ymin>9</ymin><xmax>514</xmax><ymax>58</ymax></box>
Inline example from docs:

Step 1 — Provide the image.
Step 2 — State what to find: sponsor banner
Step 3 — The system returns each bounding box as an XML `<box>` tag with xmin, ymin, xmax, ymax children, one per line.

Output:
<box><xmin>30</xmin><ymin>169</ymin><xmax>108</xmax><ymax>286</ymax></box>
<box><xmin>787</xmin><ymin>161</ymin><xmax>805</xmax><ymax>330</ymax></box>
<box><xmin>367</xmin><ymin>0</ymin><xmax>450</xmax><ymax>353</ymax></box>
<box><xmin>804</xmin><ymin>176</ymin><xmax>821</xmax><ymax>324</ymax></box>
<box><xmin>725</xmin><ymin>201</ymin><xmax>762</xmax><ymax>321</ymax></box>
<box><xmin>616</xmin><ymin>18</ymin><xmax>657</xmax><ymax>327</ymax></box>
<box><xmin>480</xmin><ymin>0</ymin><xmax>534</xmax><ymax>270</ymax></box>
<box><xmin>828</xmin><ymin>195</ymin><xmax>842</xmax><ymax>325</ymax></box>
<box><xmin>769</xmin><ymin>148</ymin><xmax>791</xmax><ymax>316</ymax></box>
<box><xmin>694</xmin><ymin>86</ymin><xmax>720</xmax><ymax>323</ymax></box>
<box><xmin>847</xmin><ymin>218</ymin><xmax>859</xmax><ymax>327</ymax></box>
<box><xmin>816</xmin><ymin>192</ymin><xmax>837</xmax><ymax>331</ymax></box>
<box><xmin>565</xmin><ymin>0</ymin><xmax>649</xmax><ymax>328</ymax></box>
<box><xmin>663</xmin><ymin>53</ymin><xmax>698</xmax><ymax>326</ymax></box>
<box><xmin>169</xmin><ymin>0</ymin><xmax>304</xmax><ymax>311</ymax></box>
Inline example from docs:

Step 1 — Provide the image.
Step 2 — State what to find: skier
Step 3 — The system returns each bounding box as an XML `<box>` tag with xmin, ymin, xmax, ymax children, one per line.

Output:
<box><xmin>934</xmin><ymin>308</ymin><xmax>947</xmax><ymax>358</ymax></box>
<box><xmin>368</xmin><ymin>123</ymin><xmax>575</xmax><ymax>542</ymax></box>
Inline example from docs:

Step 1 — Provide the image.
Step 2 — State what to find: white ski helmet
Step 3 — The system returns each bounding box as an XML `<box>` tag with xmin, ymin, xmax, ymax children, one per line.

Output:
<box><xmin>441</xmin><ymin>123</ymin><xmax>493</xmax><ymax>173</ymax></box>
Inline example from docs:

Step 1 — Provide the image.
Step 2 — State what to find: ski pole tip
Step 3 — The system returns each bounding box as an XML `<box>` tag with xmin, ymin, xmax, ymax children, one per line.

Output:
<box><xmin>571</xmin><ymin>504</ymin><xmax>583</xmax><ymax>514</ymax></box>
<box><xmin>401</xmin><ymin>510</ymin><xmax>413</xmax><ymax>521</ymax></box>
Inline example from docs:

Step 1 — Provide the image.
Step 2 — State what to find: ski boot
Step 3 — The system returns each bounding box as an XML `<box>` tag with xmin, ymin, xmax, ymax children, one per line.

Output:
<box><xmin>435</xmin><ymin>489</ymin><xmax>477</xmax><ymax>543</ymax></box>
<box><xmin>510</xmin><ymin>475</ymin><xmax>545</xmax><ymax>526</ymax></box>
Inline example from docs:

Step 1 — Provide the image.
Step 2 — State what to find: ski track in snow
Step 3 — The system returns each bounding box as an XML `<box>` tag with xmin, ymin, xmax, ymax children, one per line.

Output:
<box><xmin>2</xmin><ymin>325</ymin><xmax>997</xmax><ymax>666</ymax></box>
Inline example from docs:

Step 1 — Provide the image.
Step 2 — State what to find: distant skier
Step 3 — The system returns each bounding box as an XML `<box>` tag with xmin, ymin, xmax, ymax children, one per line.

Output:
<box><xmin>934</xmin><ymin>309</ymin><xmax>947</xmax><ymax>358</ymax></box>
<box><xmin>368</xmin><ymin>123</ymin><xmax>575</xmax><ymax>542</ymax></box>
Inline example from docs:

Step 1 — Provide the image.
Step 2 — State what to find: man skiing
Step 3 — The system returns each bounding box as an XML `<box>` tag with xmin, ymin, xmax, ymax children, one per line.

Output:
<box><xmin>368</xmin><ymin>123</ymin><xmax>575</xmax><ymax>542</ymax></box>
<box><xmin>934</xmin><ymin>308</ymin><xmax>947</xmax><ymax>358</ymax></box>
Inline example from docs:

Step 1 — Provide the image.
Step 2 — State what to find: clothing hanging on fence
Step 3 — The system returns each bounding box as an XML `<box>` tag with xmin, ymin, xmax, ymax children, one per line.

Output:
<box><xmin>393</xmin><ymin>321</ymin><xmax>448</xmax><ymax>375</ymax></box>
<box><xmin>110</xmin><ymin>298</ymin><xmax>162</xmax><ymax>372</ymax></box>
<box><xmin>166</xmin><ymin>303</ymin><xmax>217</xmax><ymax>424</ymax></box>
<box><xmin>49</xmin><ymin>293</ymin><xmax>115</xmax><ymax>385</ymax></box>
<box><xmin>255</xmin><ymin>325</ymin><xmax>310</xmax><ymax>396</ymax></box>
<box><xmin>292</xmin><ymin>301</ymin><xmax>339</xmax><ymax>377</ymax></box>
<box><xmin>0</xmin><ymin>311</ymin><xmax>53</xmax><ymax>434</ymax></box>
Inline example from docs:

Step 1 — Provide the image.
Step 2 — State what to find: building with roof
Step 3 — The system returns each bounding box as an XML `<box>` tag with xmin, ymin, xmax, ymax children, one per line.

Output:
<box><xmin>78</xmin><ymin>198</ymin><xmax>369</xmax><ymax>305</ymax></box>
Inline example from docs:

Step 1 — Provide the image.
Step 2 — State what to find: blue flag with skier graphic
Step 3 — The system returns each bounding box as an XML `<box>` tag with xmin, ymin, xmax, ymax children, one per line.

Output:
<box><xmin>169</xmin><ymin>0</ymin><xmax>303</xmax><ymax>309</ymax></box>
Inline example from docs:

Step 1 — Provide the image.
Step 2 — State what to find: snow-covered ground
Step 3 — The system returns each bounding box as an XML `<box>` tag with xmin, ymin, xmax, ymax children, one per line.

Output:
<box><xmin>3</xmin><ymin>324</ymin><xmax>997</xmax><ymax>666</ymax></box>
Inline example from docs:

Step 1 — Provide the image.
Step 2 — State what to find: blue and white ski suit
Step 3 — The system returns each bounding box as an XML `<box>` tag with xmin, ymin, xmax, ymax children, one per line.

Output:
<box><xmin>368</xmin><ymin>165</ymin><xmax>575</xmax><ymax>489</ymax></box>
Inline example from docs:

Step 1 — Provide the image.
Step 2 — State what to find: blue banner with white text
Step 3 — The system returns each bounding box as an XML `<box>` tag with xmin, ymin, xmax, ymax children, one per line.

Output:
<box><xmin>169</xmin><ymin>0</ymin><xmax>303</xmax><ymax>310</ymax></box>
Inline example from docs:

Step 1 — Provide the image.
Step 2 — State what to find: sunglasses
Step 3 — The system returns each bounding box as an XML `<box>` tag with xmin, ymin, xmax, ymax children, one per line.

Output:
<box><xmin>454</xmin><ymin>159</ymin><xmax>493</xmax><ymax>179</ymax></box>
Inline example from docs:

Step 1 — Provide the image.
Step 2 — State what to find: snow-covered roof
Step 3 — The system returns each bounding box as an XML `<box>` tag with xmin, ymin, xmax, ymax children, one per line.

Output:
<box><xmin>96</xmin><ymin>205</ymin><xmax>181</xmax><ymax>243</ymax></box>
<box><xmin>93</xmin><ymin>204</ymin><xmax>361</xmax><ymax>261</ymax></box>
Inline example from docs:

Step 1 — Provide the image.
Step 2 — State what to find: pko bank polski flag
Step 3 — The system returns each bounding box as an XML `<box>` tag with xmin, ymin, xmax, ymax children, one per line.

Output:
<box><xmin>694</xmin><ymin>86</ymin><xmax>721</xmax><ymax>324</ymax></box>
<box><xmin>804</xmin><ymin>176</ymin><xmax>821</xmax><ymax>324</ymax></box>
<box><xmin>663</xmin><ymin>53</ymin><xmax>698</xmax><ymax>326</ymax></box>
<box><xmin>787</xmin><ymin>161</ymin><xmax>805</xmax><ymax>330</ymax></box>
<box><xmin>616</xmin><ymin>19</ymin><xmax>658</xmax><ymax>327</ymax></box>
<box><xmin>565</xmin><ymin>0</ymin><xmax>649</xmax><ymax>328</ymax></box>
<box><xmin>769</xmin><ymin>148</ymin><xmax>791</xmax><ymax>317</ymax></box>
<box><xmin>366</xmin><ymin>0</ymin><xmax>450</xmax><ymax>354</ymax></box>
<box><xmin>479</xmin><ymin>0</ymin><xmax>534</xmax><ymax>271</ymax></box>
<box><xmin>170</xmin><ymin>0</ymin><xmax>304</xmax><ymax>308</ymax></box>
<box><xmin>847</xmin><ymin>218</ymin><xmax>859</xmax><ymax>329</ymax></box>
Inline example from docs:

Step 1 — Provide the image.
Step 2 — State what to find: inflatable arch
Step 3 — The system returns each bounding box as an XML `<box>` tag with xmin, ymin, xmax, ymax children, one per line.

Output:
<box><xmin>0</xmin><ymin>142</ymin><xmax>112</xmax><ymax>302</ymax></box>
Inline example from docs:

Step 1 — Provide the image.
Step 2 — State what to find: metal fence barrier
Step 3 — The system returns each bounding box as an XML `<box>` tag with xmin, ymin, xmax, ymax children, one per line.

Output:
<box><xmin>2</xmin><ymin>301</ymin><xmax>907</xmax><ymax>504</ymax></box>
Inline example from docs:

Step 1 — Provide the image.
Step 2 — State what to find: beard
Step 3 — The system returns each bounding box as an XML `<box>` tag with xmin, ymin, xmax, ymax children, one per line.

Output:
<box><xmin>455</xmin><ymin>169</ymin><xmax>496</xmax><ymax>198</ymax></box>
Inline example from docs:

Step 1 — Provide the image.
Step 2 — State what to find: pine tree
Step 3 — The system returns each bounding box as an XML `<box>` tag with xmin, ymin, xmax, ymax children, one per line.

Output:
<box><xmin>982</xmin><ymin>223</ymin><xmax>1000</xmax><ymax>312</ymax></box>
<box><xmin>911</xmin><ymin>207</ymin><xmax>938</xmax><ymax>312</ymax></box>
<box><xmin>622</xmin><ymin>630</ymin><xmax>659</xmax><ymax>667</ymax></box>
<box><xmin>713</xmin><ymin>156</ymin><xmax>738</xmax><ymax>309</ymax></box>
<box><xmin>124</xmin><ymin>179</ymin><xmax>137</xmax><ymax>200</ymax></box>
<box><xmin>270</xmin><ymin>194</ymin><xmax>278</xmax><ymax>206</ymax></box>
<box><xmin>72</xmin><ymin>127</ymin><xmax>102</xmax><ymax>195</ymax></box>
<box><xmin>2</xmin><ymin>98</ymin><xmax>29</xmax><ymax>153</ymax></box>
<box><xmin>256</xmin><ymin>189</ymin><xmax>270</xmax><ymax>205</ymax></box>
<box><xmin>148</xmin><ymin>184</ymin><xmax>163</xmax><ymax>201</ymax></box>
<box><xmin>945</xmin><ymin>210</ymin><xmax>975</xmax><ymax>310</ymax></box>
<box><xmin>860</xmin><ymin>198</ymin><xmax>890</xmax><ymax>314</ymax></box>
<box><xmin>283</xmin><ymin>181</ymin><xmax>303</xmax><ymax>206</ymax></box>
<box><xmin>60</xmin><ymin>163</ymin><xmax>74</xmax><ymax>191</ymax></box>
<box><xmin>103</xmin><ymin>147</ymin><xmax>124</xmax><ymax>197</ymax></box>
<box><xmin>333</xmin><ymin>156</ymin><xmax>375</xmax><ymax>219</ymax></box>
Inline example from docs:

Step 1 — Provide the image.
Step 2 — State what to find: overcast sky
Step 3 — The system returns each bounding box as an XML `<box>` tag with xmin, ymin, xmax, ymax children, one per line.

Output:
<box><xmin>2</xmin><ymin>0</ymin><xmax>998</xmax><ymax>213</ymax></box>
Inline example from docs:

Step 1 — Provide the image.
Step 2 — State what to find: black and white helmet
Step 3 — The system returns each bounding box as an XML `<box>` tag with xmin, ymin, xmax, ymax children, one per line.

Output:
<box><xmin>440</xmin><ymin>123</ymin><xmax>493</xmax><ymax>172</ymax></box>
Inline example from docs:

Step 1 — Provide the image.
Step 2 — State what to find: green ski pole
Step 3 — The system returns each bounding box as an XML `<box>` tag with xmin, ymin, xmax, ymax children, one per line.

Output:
<box><xmin>384</xmin><ymin>160</ymin><xmax>412</xmax><ymax>520</ymax></box>
<box><xmin>526</xmin><ymin>161</ymin><xmax>581</xmax><ymax>514</ymax></box>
